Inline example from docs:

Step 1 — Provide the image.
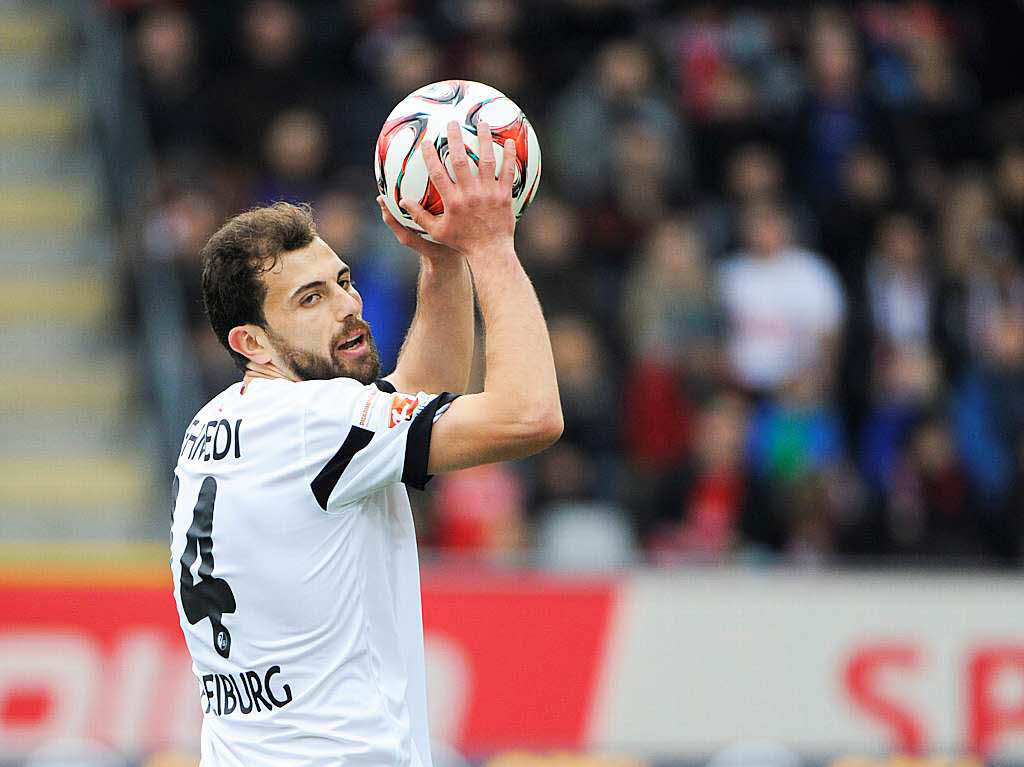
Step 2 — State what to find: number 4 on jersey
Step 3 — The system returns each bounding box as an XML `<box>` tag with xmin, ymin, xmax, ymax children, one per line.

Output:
<box><xmin>178</xmin><ymin>476</ymin><xmax>237</xmax><ymax>658</ymax></box>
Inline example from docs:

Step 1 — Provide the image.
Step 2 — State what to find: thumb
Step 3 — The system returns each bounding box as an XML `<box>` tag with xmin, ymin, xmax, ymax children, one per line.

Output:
<box><xmin>399</xmin><ymin>198</ymin><xmax>439</xmax><ymax>239</ymax></box>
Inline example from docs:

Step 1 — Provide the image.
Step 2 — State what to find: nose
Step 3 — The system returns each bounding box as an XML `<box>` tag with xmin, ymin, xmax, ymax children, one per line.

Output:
<box><xmin>332</xmin><ymin>282</ymin><xmax>361</xmax><ymax>320</ymax></box>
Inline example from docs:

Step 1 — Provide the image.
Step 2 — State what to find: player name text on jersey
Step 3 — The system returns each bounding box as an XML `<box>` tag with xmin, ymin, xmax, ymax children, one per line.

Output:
<box><xmin>180</xmin><ymin>418</ymin><xmax>243</xmax><ymax>462</ymax></box>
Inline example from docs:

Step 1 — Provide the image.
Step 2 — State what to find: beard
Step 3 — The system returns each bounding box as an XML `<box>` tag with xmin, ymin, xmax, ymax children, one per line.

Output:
<box><xmin>267</xmin><ymin>320</ymin><xmax>382</xmax><ymax>385</ymax></box>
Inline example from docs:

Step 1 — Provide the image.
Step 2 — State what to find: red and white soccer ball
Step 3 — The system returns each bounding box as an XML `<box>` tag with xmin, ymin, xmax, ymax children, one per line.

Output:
<box><xmin>374</xmin><ymin>79</ymin><xmax>542</xmax><ymax>241</ymax></box>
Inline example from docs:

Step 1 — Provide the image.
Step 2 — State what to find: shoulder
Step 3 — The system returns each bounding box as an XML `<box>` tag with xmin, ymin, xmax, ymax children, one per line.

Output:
<box><xmin>784</xmin><ymin>248</ymin><xmax>837</xmax><ymax>278</ymax></box>
<box><xmin>204</xmin><ymin>378</ymin><xmax>378</xmax><ymax>432</ymax></box>
<box><xmin>718</xmin><ymin>253</ymin><xmax>759</xmax><ymax>294</ymax></box>
<box><xmin>184</xmin><ymin>382</ymin><xmax>246</xmax><ymax>429</ymax></box>
<box><xmin>300</xmin><ymin>378</ymin><xmax>403</xmax><ymax>432</ymax></box>
<box><xmin>241</xmin><ymin>377</ymin><xmax>370</xmax><ymax>408</ymax></box>
<box><xmin>783</xmin><ymin>249</ymin><xmax>846</xmax><ymax>311</ymax></box>
<box><xmin>294</xmin><ymin>377</ymin><xmax>368</xmax><ymax>400</ymax></box>
<box><xmin>718</xmin><ymin>253</ymin><xmax>751</xmax><ymax>279</ymax></box>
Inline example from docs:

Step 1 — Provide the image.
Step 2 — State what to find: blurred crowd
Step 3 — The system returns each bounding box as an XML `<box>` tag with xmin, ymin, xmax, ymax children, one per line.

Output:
<box><xmin>118</xmin><ymin>0</ymin><xmax>1024</xmax><ymax>567</ymax></box>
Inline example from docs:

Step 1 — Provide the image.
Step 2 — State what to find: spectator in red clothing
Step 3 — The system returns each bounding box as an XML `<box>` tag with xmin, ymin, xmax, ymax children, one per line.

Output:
<box><xmin>621</xmin><ymin>218</ymin><xmax>723</xmax><ymax>510</ymax></box>
<box><xmin>645</xmin><ymin>392</ymin><xmax>751</xmax><ymax>563</ymax></box>
<box><xmin>431</xmin><ymin>464</ymin><xmax>526</xmax><ymax>555</ymax></box>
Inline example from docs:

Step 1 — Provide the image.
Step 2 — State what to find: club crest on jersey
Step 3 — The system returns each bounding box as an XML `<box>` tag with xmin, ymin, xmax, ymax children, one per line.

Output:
<box><xmin>388</xmin><ymin>394</ymin><xmax>419</xmax><ymax>428</ymax></box>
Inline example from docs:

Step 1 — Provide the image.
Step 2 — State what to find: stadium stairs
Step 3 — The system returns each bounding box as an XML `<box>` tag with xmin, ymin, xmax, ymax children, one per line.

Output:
<box><xmin>0</xmin><ymin>4</ymin><xmax>157</xmax><ymax>541</ymax></box>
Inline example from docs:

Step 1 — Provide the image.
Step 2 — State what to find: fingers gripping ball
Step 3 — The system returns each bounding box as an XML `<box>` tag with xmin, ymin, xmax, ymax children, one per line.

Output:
<box><xmin>374</xmin><ymin>80</ymin><xmax>542</xmax><ymax>241</ymax></box>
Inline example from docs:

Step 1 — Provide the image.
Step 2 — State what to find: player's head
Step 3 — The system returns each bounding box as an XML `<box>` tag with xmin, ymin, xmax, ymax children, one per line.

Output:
<box><xmin>201</xmin><ymin>202</ymin><xmax>381</xmax><ymax>384</ymax></box>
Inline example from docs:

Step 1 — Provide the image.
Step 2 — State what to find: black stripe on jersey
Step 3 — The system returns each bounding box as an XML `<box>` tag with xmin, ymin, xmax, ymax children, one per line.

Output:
<box><xmin>311</xmin><ymin>425</ymin><xmax>374</xmax><ymax>510</ymax></box>
<box><xmin>402</xmin><ymin>392</ymin><xmax>458</xmax><ymax>491</ymax></box>
<box><xmin>374</xmin><ymin>379</ymin><xmax>397</xmax><ymax>393</ymax></box>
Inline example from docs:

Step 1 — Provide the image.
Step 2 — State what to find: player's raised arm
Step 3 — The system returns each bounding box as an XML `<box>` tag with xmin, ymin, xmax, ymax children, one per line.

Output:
<box><xmin>376</xmin><ymin>194</ymin><xmax>474</xmax><ymax>396</ymax></box>
<box><xmin>399</xmin><ymin>121</ymin><xmax>562</xmax><ymax>472</ymax></box>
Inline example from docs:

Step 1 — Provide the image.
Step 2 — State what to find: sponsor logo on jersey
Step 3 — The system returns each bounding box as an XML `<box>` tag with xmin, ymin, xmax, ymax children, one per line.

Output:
<box><xmin>357</xmin><ymin>391</ymin><xmax>376</xmax><ymax>427</ymax></box>
<box><xmin>388</xmin><ymin>394</ymin><xmax>419</xmax><ymax>428</ymax></box>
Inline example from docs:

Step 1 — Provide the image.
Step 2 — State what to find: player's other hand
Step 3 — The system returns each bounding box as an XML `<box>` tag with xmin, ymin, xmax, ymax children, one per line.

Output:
<box><xmin>376</xmin><ymin>195</ymin><xmax>459</xmax><ymax>263</ymax></box>
<box><xmin>399</xmin><ymin>120</ymin><xmax>516</xmax><ymax>257</ymax></box>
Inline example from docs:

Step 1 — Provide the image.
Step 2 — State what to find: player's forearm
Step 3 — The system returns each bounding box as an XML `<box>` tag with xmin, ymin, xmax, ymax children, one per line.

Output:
<box><xmin>467</xmin><ymin>244</ymin><xmax>561</xmax><ymax>430</ymax></box>
<box><xmin>392</xmin><ymin>256</ymin><xmax>474</xmax><ymax>394</ymax></box>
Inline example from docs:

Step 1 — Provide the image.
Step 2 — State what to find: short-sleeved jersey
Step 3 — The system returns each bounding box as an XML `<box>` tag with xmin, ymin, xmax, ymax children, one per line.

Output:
<box><xmin>169</xmin><ymin>376</ymin><xmax>455</xmax><ymax>767</ymax></box>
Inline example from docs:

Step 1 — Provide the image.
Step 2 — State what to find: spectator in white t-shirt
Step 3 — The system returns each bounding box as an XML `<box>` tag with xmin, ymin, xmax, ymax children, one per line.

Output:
<box><xmin>718</xmin><ymin>200</ymin><xmax>846</xmax><ymax>394</ymax></box>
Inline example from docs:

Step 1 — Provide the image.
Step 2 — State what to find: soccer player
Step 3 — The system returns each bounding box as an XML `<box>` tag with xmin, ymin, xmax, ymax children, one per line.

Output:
<box><xmin>170</xmin><ymin>121</ymin><xmax>562</xmax><ymax>766</ymax></box>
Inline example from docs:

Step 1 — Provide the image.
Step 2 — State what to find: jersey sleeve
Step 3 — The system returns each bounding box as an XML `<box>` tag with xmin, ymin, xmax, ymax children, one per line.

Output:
<box><xmin>302</xmin><ymin>379</ymin><xmax>458</xmax><ymax>511</ymax></box>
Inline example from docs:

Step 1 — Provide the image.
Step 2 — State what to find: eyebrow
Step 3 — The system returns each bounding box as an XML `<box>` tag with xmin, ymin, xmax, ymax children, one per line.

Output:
<box><xmin>290</xmin><ymin>267</ymin><xmax>350</xmax><ymax>302</ymax></box>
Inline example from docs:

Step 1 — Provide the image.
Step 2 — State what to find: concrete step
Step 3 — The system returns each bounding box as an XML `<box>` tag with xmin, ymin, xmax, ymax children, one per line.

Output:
<box><xmin>0</xmin><ymin>359</ymin><xmax>132</xmax><ymax>415</ymax></box>
<box><xmin>0</xmin><ymin>141</ymin><xmax>95</xmax><ymax>178</ymax></box>
<box><xmin>0</xmin><ymin>325</ymin><xmax>124</xmax><ymax>367</ymax></box>
<box><xmin>0</xmin><ymin>454</ymin><xmax>156</xmax><ymax>540</ymax></box>
<box><xmin>0</xmin><ymin>509</ymin><xmax>157</xmax><ymax>541</ymax></box>
<box><xmin>0</xmin><ymin>11</ymin><xmax>60</xmax><ymax>52</ymax></box>
<box><xmin>0</xmin><ymin>269</ymin><xmax>114</xmax><ymax>325</ymax></box>
<box><xmin>4</xmin><ymin>410</ymin><xmax>131</xmax><ymax>454</ymax></box>
<box><xmin>0</xmin><ymin>454</ymin><xmax>152</xmax><ymax>505</ymax></box>
<box><xmin>0</xmin><ymin>232</ymin><xmax>110</xmax><ymax>267</ymax></box>
<box><xmin>0</xmin><ymin>179</ymin><xmax>100</xmax><ymax>233</ymax></box>
<box><xmin>0</xmin><ymin>60</ymin><xmax>79</xmax><ymax>93</ymax></box>
<box><xmin>0</xmin><ymin>93</ymin><xmax>79</xmax><ymax>141</ymax></box>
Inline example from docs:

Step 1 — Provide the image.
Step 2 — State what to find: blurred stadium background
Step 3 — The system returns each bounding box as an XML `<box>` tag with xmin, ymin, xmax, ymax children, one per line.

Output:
<box><xmin>2</xmin><ymin>0</ymin><xmax>1024</xmax><ymax>765</ymax></box>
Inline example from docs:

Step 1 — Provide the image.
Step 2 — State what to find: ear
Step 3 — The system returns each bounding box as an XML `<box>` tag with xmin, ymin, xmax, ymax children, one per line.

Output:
<box><xmin>227</xmin><ymin>325</ymin><xmax>272</xmax><ymax>365</ymax></box>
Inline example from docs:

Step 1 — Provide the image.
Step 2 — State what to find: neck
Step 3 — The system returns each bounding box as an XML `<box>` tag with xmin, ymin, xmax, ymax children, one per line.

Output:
<box><xmin>242</xmin><ymin>359</ymin><xmax>299</xmax><ymax>385</ymax></box>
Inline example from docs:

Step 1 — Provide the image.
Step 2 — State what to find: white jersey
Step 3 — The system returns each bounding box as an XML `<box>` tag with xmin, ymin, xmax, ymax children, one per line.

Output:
<box><xmin>169</xmin><ymin>376</ymin><xmax>455</xmax><ymax>767</ymax></box>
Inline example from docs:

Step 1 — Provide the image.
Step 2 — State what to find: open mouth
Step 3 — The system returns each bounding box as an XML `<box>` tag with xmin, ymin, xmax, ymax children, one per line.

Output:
<box><xmin>337</xmin><ymin>334</ymin><xmax>364</xmax><ymax>352</ymax></box>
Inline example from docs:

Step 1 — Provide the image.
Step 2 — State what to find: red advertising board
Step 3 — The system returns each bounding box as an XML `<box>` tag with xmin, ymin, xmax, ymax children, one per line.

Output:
<box><xmin>4</xmin><ymin>551</ymin><xmax>1024</xmax><ymax>762</ymax></box>
<box><xmin>0</xmin><ymin>555</ymin><xmax>617</xmax><ymax>757</ymax></box>
<box><xmin>423</xmin><ymin>569</ymin><xmax>617</xmax><ymax>751</ymax></box>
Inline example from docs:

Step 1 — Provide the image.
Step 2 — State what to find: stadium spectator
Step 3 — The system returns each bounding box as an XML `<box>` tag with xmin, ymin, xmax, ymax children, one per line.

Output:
<box><xmin>549</xmin><ymin>39</ymin><xmax>685</xmax><ymax>208</ymax></box>
<box><xmin>644</xmin><ymin>391</ymin><xmax>751</xmax><ymax>563</ymax></box>
<box><xmin>621</xmin><ymin>218</ymin><xmax>722</xmax><ymax>481</ymax></box>
<box><xmin>545</xmin><ymin>313</ymin><xmax>619</xmax><ymax>469</ymax></box>
<box><xmin>697</xmin><ymin>142</ymin><xmax>817</xmax><ymax>260</ymax></box>
<box><xmin>118</xmin><ymin>0</ymin><xmax>1024</xmax><ymax>566</ymax></box>
<box><xmin>718</xmin><ymin>200</ymin><xmax>846</xmax><ymax>396</ymax></box>
<box><xmin>622</xmin><ymin>217</ymin><xmax>721</xmax><ymax>391</ymax></box>
<box><xmin>259</xmin><ymin>107</ymin><xmax>331</xmax><ymax>203</ymax></box>
<box><xmin>341</xmin><ymin>23</ymin><xmax>444</xmax><ymax>167</ymax></box>
<box><xmin>431</xmin><ymin>464</ymin><xmax>527</xmax><ymax>555</ymax></box>
<box><xmin>134</xmin><ymin>5</ymin><xmax>205</xmax><ymax>155</ymax></box>
<box><xmin>865</xmin><ymin>213</ymin><xmax>934</xmax><ymax>349</ymax></box>
<box><xmin>206</xmin><ymin>1</ymin><xmax>325</xmax><ymax>166</ymax></box>
<box><xmin>821</xmin><ymin>143</ymin><xmax>896</xmax><ymax>289</ymax></box>
<box><xmin>795</xmin><ymin>7</ymin><xmax>876</xmax><ymax>207</ymax></box>
<box><xmin>870</xmin><ymin>412</ymin><xmax>977</xmax><ymax>561</ymax></box>
<box><xmin>516</xmin><ymin>198</ymin><xmax>593</xmax><ymax>317</ymax></box>
<box><xmin>996</xmin><ymin>142</ymin><xmax>1024</xmax><ymax>250</ymax></box>
<box><xmin>860</xmin><ymin>345</ymin><xmax>941</xmax><ymax>489</ymax></box>
<box><xmin>525</xmin><ymin>314</ymin><xmax>620</xmax><ymax>517</ymax></box>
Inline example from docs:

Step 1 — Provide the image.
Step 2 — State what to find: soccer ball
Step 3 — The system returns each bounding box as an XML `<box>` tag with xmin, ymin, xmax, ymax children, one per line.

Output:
<box><xmin>374</xmin><ymin>80</ymin><xmax>542</xmax><ymax>241</ymax></box>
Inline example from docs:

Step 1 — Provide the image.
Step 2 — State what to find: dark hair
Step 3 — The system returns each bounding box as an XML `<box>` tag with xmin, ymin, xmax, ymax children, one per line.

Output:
<box><xmin>200</xmin><ymin>202</ymin><xmax>317</xmax><ymax>370</ymax></box>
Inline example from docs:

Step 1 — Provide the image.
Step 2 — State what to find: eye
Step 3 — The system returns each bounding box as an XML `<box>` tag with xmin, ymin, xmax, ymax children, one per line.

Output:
<box><xmin>301</xmin><ymin>292</ymin><xmax>321</xmax><ymax>306</ymax></box>
<box><xmin>340</xmin><ymin>277</ymin><xmax>354</xmax><ymax>290</ymax></box>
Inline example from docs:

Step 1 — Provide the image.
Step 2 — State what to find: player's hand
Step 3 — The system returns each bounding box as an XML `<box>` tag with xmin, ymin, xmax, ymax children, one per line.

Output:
<box><xmin>399</xmin><ymin>120</ymin><xmax>516</xmax><ymax>256</ymax></box>
<box><xmin>376</xmin><ymin>195</ymin><xmax>459</xmax><ymax>262</ymax></box>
